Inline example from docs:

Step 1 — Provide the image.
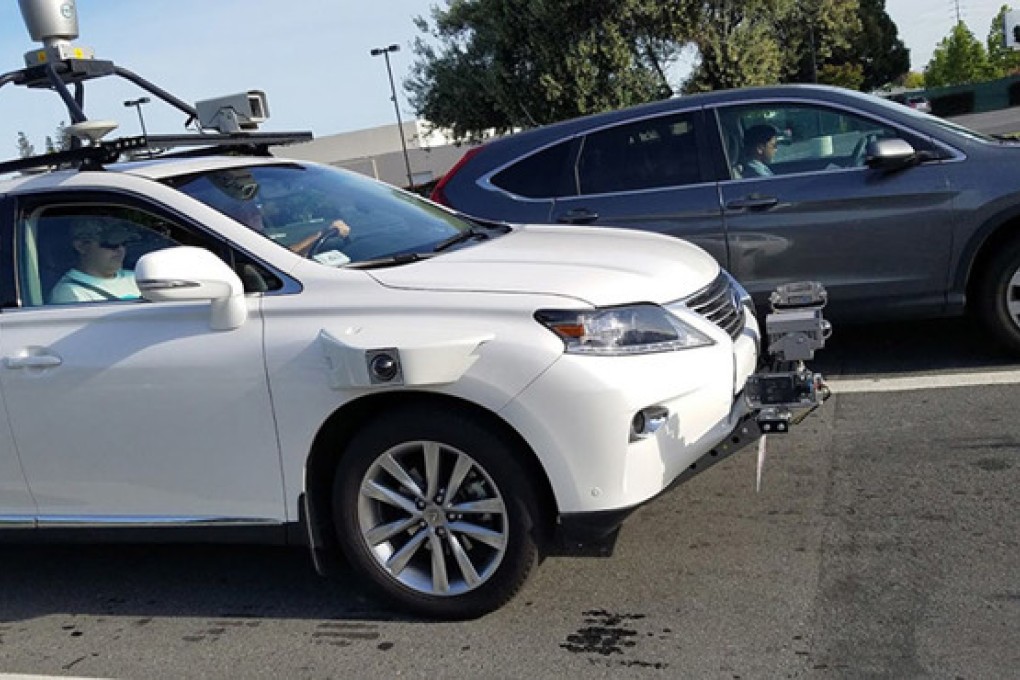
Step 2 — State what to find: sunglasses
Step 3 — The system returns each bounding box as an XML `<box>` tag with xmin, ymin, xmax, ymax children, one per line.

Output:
<box><xmin>96</xmin><ymin>239</ymin><xmax>136</xmax><ymax>249</ymax></box>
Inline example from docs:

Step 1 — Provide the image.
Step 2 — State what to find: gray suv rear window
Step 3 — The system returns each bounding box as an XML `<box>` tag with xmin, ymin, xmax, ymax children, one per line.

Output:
<box><xmin>490</xmin><ymin>140</ymin><xmax>576</xmax><ymax>198</ymax></box>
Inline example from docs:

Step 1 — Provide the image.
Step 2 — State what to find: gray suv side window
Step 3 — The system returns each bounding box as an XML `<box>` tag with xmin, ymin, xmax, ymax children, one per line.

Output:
<box><xmin>718</xmin><ymin>104</ymin><xmax>904</xmax><ymax>179</ymax></box>
<box><xmin>578</xmin><ymin>112</ymin><xmax>702</xmax><ymax>195</ymax></box>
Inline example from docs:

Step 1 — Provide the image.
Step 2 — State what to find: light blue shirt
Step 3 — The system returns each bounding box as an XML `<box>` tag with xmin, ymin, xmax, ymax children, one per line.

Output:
<box><xmin>50</xmin><ymin>269</ymin><xmax>141</xmax><ymax>304</ymax></box>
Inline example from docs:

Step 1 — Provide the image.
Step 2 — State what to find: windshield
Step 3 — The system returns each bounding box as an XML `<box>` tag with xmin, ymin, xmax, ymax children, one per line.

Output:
<box><xmin>855</xmin><ymin>90</ymin><xmax>1000</xmax><ymax>143</ymax></box>
<box><xmin>167</xmin><ymin>163</ymin><xmax>479</xmax><ymax>265</ymax></box>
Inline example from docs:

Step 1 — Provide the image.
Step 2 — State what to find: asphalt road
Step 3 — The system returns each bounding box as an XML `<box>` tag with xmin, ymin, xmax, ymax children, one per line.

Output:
<box><xmin>0</xmin><ymin>318</ymin><xmax>1017</xmax><ymax>679</ymax></box>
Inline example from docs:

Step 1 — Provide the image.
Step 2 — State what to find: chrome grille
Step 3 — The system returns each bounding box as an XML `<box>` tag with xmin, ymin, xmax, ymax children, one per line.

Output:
<box><xmin>680</xmin><ymin>273</ymin><xmax>745</xmax><ymax>340</ymax></box>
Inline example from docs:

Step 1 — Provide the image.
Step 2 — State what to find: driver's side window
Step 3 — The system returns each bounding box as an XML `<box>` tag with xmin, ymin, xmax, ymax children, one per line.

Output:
<box><xmin>17</xmin><ymin>203</ymin><xmax>182</xmax><ymax>307</ymax></box>
<box><xmin>719</xmin><ymin>104</ymin><xmax>900</xmax><ymax>180</ymax></box>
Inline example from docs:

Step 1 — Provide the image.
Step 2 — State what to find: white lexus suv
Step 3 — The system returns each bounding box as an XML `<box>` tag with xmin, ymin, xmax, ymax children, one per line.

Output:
<box><xmin>0</xmin><ymin>154</ymin><xmax>787</xmax><ymax>618</ymax></box>
<box><xmin>1</xmin><ymin>0</ymin><xmax>828</xmax><ymax>620</ymax></box>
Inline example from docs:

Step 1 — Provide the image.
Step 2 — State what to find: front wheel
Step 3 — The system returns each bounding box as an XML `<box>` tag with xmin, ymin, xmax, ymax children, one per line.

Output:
<box><xmin>976</xmin><ymin>238</ymin><xmax>1020</xmax><ymax>353</ymax></box>
<box><xmin>332</xmin><ymin>407</ymin><xmax>540</xmax><ymax>619</ymax></box>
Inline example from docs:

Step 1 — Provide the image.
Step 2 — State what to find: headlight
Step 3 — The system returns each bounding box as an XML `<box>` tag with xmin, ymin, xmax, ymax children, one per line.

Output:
<box><xmin>535</xmin><ymin>304</ymin><xmax>714</xmax><ymax>355</ymax></box>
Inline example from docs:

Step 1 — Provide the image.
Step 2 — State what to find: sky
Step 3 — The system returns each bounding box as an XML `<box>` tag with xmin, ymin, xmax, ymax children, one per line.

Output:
<box><xmin>885</xmin><ymin>0</ymin><xmax>1012</xmax><ymax>71</ymax></box>
<box><xmin>0</xmin><ymin>0</ymin><xmax>1013</xmax><ymax>156</ymax></box>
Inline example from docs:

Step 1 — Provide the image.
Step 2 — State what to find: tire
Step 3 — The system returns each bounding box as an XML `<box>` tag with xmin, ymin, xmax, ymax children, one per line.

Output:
<box><xmin>332</xmin><ymin>406</ymin><xmax>540</xmax><ymax>619</ymax></box>
<box><xmin>977</xmin><ymin>238</ymin><xmax>1020</xmax><ymax>354</ymax></box>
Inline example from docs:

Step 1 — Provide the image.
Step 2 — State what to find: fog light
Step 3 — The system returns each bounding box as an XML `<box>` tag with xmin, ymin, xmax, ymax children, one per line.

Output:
<box><xmin>630</xmin><ymin>406</ymin><xmax>669</xmax><ymax>442</ymax></box>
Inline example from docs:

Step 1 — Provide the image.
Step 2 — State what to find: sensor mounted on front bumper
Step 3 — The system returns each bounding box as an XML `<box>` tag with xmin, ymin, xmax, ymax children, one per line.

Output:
<box><xmin>745</xmin><ymin>281</ymin><xmax>832</xmax><ymax>432</ymax></box>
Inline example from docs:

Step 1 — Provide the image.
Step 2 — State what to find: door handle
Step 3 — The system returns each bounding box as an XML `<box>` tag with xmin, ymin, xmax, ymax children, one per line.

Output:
<box><xmin>4</xmin><ymin>354</ymin><xmax>63</xmax><ymax>369</ymax></box>
<box><xmin>725</xmin><ymin>195</ymin><xmax>779</xmax><ymax>211</ymax></box>
<box><xmin>557</xmin><ymin>208</ymin><xmax>600</xmax><ymax>225</ymax></box>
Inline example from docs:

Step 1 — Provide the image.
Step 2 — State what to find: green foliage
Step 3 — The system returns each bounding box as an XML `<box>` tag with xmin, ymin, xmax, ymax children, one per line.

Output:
<box><xmin>829</xmin><ymin>0</ymin><xmax>909</xmax><ymax>90</ymax></box>
<box><xmin>669</xmin><ymin>0</ymin><xmax>863</xmax><ymax>91</ymax></box>
<box><xmin>16</xmin><ymin>131</ymin><xmax>34</xmax><ymax>158</ymax></box>
<box><xmin>685</xmin><ymin>0</ymin><xmax>788</xmax><ymax>91</ymax></box>
<box><xmin>407</xmin><ymin>0</ymin><xmax>874</xmax><ymax>139</ymax></box>
<box><xmin>408</xmin><ymin>0</ymin><xmax>689</xmax><ymax>141</ymax></box>
<box><xmin>925</xmin><ymin>22</ymin><xmax>994</xmax><ymax>87</ymax></box>
<box><xmin>818</xmin><ymin>62</ymin><xmax>864</xmax><ymax>90</ymax></box>
<box><xmin>901</xmin><ymin>71</ymin><xmax>926</xmax><ymax>89</ymax></box>
<box><xmin>987</xmin><ymin>5</ymin><xmax>1020</xmax><ymax>78</ymax></box>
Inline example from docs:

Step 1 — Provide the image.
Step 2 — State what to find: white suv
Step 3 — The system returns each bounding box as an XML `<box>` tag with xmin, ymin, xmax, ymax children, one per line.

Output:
<box><xmin>0</xmin><ymin>152</ymin><xmax>808</xmax><ymax>617</ymax></box>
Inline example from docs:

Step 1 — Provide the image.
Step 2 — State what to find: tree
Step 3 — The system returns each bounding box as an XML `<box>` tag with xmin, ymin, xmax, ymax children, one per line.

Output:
<box><xmin>684</xmin><ymin>0</ymin><xmax>787</xmax><ymax>91</ymax></box>
<box><xmin>685</xmin><ymin>0</ymin><xmax>861</xmax><ymax>92</ymax></box>
<box><xmin>987</xmin><ymin>5</ymin><xmax>1020</xmax><ymax>78</ymax></box>
<box><xmin>827</xmin><ymin>0</ymin><xmax>908</xmax><ymax>90</ymax></box>
<box><xmin>925</xmin><ymin>21</ymin><xmax>994</xmax><ymax>87</ymax></box>
<box><xmin>818</xmin><ymin>62</ymin><xmax>864</xmax><ymax>90</ymax></box>
<box><xmin>901</xmin><ymin>71</ymin><xmax>926</xmax><ymax>89</ymax></box>
<box><xmin>16</xmin><ymin>132</ymin><xmax>34</xmax><ymax>158</ymax></box>
<box><xmin>408</xmin><ymin>0</ymin><xmax>693</xmax><ymax>141</ymax></box>
<box><xmin>44</xmin><ymin>121</ymin><xmax>71</xmax><ymax>153</ymax></box>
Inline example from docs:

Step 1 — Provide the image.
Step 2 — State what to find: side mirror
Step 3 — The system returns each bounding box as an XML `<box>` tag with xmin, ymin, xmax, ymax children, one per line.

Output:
<box><xmin>865</xmin><ymin>138</ymin><xmax>918</xmax><ymax>171</ymax></box>
<box><xmin>135</xmin><ymin>246</ymin><xmax>247</xmax><ymax>331</ymax></box>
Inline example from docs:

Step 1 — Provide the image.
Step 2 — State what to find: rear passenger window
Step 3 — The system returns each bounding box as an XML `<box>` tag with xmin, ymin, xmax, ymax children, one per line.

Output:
<box><xmin>490</xmin><ymin>140</ymin><xmax>576</xmax><ymax>198</ymax></box>
<box><xmin>579</xmin><ymin>112</ymin><xmax>702</xmax><ymax>195</ymax></box>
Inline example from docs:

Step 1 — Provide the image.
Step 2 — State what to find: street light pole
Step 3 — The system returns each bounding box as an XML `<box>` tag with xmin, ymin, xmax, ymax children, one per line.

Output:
<box><xmin>123</xmin><ymin>96</ymin><xmax>151</xmax><ymax>139</ymax></box>
<box><xmin>370</xmin><ymin>44</ymin><xmax>414</xmax><ymax>189</ymax></box>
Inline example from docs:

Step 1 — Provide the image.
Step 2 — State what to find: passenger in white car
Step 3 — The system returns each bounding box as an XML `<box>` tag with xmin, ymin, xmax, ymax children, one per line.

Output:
<box><xmin>49</xmin><ymin>221</ymin><xmax>142</xmax><ymax>303</ymax></box>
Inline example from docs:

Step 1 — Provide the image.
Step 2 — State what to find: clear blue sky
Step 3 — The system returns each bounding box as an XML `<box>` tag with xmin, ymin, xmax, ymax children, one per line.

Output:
<box><xmin>0</xmin><ymin>1</ymin><xmax>1013</xmax><ymax>155</ymax></box>
<box><xmin>0</xmin><ymin>0</ymin><xmax>429</xmax><ymax>152</ymax></box>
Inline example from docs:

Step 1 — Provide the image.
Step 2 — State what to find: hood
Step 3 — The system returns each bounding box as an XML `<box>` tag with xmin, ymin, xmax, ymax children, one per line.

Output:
<box><xmin>368</xmin><ymin>225</ymin><xmax>720</xmax><ymax>306</ymax></box>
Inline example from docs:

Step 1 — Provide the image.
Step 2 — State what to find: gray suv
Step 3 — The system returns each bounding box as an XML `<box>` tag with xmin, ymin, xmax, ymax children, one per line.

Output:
<box><xmin>432</xmin><ymin>84</ymin><xmax>1020</xmax><ymax>353</ymax></box>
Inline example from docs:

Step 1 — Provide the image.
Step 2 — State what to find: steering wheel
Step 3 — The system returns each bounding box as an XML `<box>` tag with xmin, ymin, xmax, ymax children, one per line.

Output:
<box><xmin>851</xmin><ymin>134</ymin><xmax>876</xmax><ymax>167</ymax></box>
<box><xmin>307</xmin><ymin>225</ymin><xmax>350</xmax><ymax>258</ymax></box>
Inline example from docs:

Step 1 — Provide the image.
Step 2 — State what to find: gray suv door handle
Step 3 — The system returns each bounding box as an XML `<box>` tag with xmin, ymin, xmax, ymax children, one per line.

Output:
<box><xmin>4</xmin><ymin>354</ymin><xmax>63</xmax><ymax>369</ymax></box>
<box><xmin>557</xmin><ymin>208</ymin><xmax>600</xmax><ymax>225</ymax></box>
<box><xmin>726</xmin><ymin>195</ymin><xmax>779</xmax><ymax>211</ymax></box>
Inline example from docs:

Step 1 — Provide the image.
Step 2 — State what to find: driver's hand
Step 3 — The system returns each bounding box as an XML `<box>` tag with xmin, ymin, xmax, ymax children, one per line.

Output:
<box><xmin>331</xmin><ymin>219</ymin><xmax>351</xmax><ymax>238</ymax></box>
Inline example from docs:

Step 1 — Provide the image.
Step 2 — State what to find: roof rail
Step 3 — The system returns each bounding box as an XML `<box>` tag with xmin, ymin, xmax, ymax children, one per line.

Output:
<box><xmin>0</xmin><ymin>131</ymin><xmax>314</xmax><ymax>176</ymax></box>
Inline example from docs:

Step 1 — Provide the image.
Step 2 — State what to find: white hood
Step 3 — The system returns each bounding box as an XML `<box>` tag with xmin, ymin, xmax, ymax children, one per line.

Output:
<box><xmin>368</xmin><ymin>224</ymin><xmax>720</xmax><ymax>306</ymax></box>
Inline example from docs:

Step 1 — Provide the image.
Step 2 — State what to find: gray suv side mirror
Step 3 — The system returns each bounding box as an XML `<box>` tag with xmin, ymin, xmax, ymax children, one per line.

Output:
<box><xmin>865</xmin><ymin>138</ymin><xmax>918</xmax><ymax>171</ymax></box>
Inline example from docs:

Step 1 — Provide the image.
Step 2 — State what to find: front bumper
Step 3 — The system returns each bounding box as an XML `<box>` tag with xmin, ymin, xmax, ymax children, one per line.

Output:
<box><xmin>552</xmin><ymin>405</ymin><xmax>763</xmax><ymax>556</ymax></box>
<box><xmin>499</xmin><ymin>309</ymin><xmax>761</xmax><ymax>516</ymax></box>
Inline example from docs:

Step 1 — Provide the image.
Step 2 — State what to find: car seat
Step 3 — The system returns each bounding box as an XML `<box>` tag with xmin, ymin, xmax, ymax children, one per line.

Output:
<box><xmin>723</xmin><ymin>124</ymin><xmax>744</xmax><ymax>179</ymax></box>
<box><xmin>34</xmin><ymin>216</ymin><xmax>81</xmax><ymax>304</ymax></box>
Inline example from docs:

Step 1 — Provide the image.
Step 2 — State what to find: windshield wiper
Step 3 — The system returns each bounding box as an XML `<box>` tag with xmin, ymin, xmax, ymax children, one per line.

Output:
<box><xmin>432</xmin><ymin>224</ymin><xmax>508</xmax><ymax>253</ymax></box>
<box><xmin>343</xmin><ymin>253</ymin><xmax>429</xmax><ymax>269</ymax></box>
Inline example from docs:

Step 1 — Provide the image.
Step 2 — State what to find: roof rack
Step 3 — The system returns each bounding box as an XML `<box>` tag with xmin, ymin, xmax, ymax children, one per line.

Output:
<box><xmin>0</xmin><ymin>131</ymin><xmax>314</xmax><ymax>177</ymax></box>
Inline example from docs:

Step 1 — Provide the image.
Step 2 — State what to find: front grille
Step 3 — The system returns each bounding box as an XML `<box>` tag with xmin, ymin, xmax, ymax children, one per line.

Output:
<box><xmin>680</xmin><ymin>273</ymin><xmax>745</xmax><ymax>340</ymax></box>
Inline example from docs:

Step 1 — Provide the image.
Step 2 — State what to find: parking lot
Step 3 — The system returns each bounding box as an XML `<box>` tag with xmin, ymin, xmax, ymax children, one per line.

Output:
<box><xmin>0</xmin><ymin>318</ymin><xmax>1016</xmax><ymax>679</ymax></box>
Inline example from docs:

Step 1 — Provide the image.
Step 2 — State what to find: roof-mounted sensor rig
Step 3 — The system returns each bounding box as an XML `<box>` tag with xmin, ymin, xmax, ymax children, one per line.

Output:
<box><xmin>0</xmin><ymin>0</ymin><xmax>312</xmax><ymax>175</ymax></box>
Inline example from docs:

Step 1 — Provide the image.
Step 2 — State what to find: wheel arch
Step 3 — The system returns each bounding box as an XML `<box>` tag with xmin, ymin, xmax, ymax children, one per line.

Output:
<box><xmin>959</xmin><ymin>210</ymin><xmax>1020</xmax><ymax>306</ymax></box>
<box><xmin>302</xmin><ymin>391</ymin><xmax>558</xmax><ymax>572</ymax></box>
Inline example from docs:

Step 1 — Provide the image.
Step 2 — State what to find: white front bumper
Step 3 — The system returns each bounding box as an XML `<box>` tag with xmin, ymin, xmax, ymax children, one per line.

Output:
<box><xmin>499</xmin><ymin>311</ymin><xmax>760</xmax><ymax>514</ymax></box>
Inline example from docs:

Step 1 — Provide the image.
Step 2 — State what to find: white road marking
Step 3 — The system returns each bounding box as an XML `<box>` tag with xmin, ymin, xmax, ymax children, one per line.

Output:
<box><xmin>826</xmin><ymin>369</ymin><xmax>1020</xmax><ymax>394</ymax></box>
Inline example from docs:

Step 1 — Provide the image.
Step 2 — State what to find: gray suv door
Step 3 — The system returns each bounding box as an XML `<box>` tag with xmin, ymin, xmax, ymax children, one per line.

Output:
<box><xmin>549</xmin><ymin>108</ymin><xmax>728</xmax><ymax>266</ymax></box>
<box><xmin>714</xmin><ymin>102</ymin><xmax>956</xmax><ymax>318</ymax></box>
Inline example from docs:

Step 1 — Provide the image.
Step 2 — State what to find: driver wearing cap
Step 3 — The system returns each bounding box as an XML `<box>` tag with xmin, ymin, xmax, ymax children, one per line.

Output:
<box><xmin>49</xmin><ymin>221</ymin><xmax>142</xmax><ymax>303</ymax></box>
